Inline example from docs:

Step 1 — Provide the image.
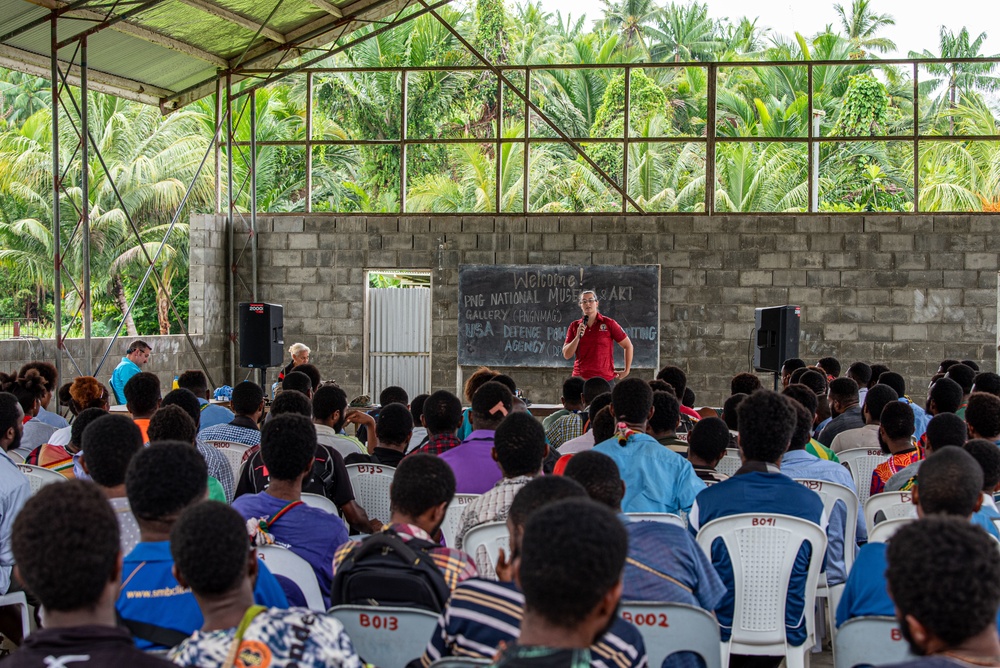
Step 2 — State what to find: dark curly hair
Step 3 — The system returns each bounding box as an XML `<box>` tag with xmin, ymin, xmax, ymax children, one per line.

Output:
<box><xmin>689</xmin><ymin>417</ymin><xmax>731</xmax><ymax>462</ymax></box>
<box><xmin>587</xmin><ymin>393</ymin><xmax>613</xmax><ymax>428</ymax></box>
<box><xmin>126</xmin><ymin>441</ymin><xmax>208</xmax><ymax>522</ymax></box>
<box><xmin>379</xmin><ymin>385</ymin><xmax>409</xmax><ymax>407</ymax></box>
<box><xmin>171</xmin><ymin>501</ymin><xmax>249</xmax><ymax>596</ymax></box>
<box><xmin>231</xmin><ymin>381</ymin><xmax>264</xmax><ymax>416</ymax></box>
<box><xmin>295</xmin><ymin>364</ymin><xmax>322</xmax><ymax>391</ymax></box>
<box><xmin>863</xmin><ymin>384</ymin><xmax>899</xmax><ymax>423</ymax></box>
<box><xmin>966</xmin><ymin>393</ymin><xmax>1000</xmax><ymax>440</ymax></box>
<box><xmin>561</xmin><ymin>377</ymin><xmax>585</xmax><ymax>405</ymax></box>
<box><xmin>312</xmin><ymin>384</ymin><xmax>347</xmax><ymax>423</ymax></box>
<box><xmin>519</xmin><ymin>498</ymin><xmax>627</xmax><ymax>628</ymax></box>
<box><xmin>18</xmin><ymin>362</ymin><xmax>57</xmax><ymax>391</ymax></box>
<box><xmin>730</xmin><ymin>373</ymin><xmax>762</xmax><ymax>396</ymax></box>
<box><xmin>828</xmin><ymin>377</ymin><xmax>859</xmax><ymax>405</ymax></box>
<box><xmin>582</xmin><ymin>378</ymin><xmax>612</xmax><ymax>404</ymax></box>
<box><xmin>176</xmin><ymin>370</ymin><xmax>209</xmax><ymax>397</ymax></box>
<box><xmin>721</xmin><ymin>393</ymin><xmax>746</xmax><ymax>431</ymax></box>
<box><xmin>0</xmin><ymin>392</ymin><xmax>20</xmax><ymax>441</ymax></box>
<box><xmin>422</xmin><ymin>390</ymin><xmax>463</xmax><ymax>435</ymax></box>
<box><xmin>12</xmin><ymin>480</ymin><xmax>119</xmax><ymax>612</ymax></box>
<box><xmin>797</xmin><ymin>370</ymin><xmax>828</xmax><ymax>397</ymax></box>
<box><xmin>80</xmin><ymin>413</ymin><xmax>143</xmax><ymax>487</ymax></box>
<box><xmin>783</xmin><ymin>384</ymin><xmax>818</xmax><ymax>417</ymax></box>
<box><xmin>877</xmin><ymin>371</ymin><xmax>907</xmax><ymax>398</ymax></box>
<box><xmin>817</xmin><ymin>356</ymin><xmax>841</xmax><ymax>378</ymax></box>
<box><xmin>611</xmin><ymin>378</ymin><xmax>653</xmax><ymax>425</ymax></box>
<box><xmin>123</xmin><ymin>372</ymin><xmax>161</xmax><ymax>416</ymax></box>
<box><xmin>282</xmin><ymin>371</ymin><xmax>313</xmax><ymax>396</ymax></box>
<box><xmin>737</xmin><ymin>390</ymin><xmax>795</xmax><ymax>463</ymax></box>
<box><xmin>260</xmin><ymin>413</ymin><xmax>317</xmax><ymax>481</ymax></box>
<box><xmin>925</xmin><ymin>413</ymin><xmax>969</xmax><ymax>451</ymax></box>
<box><xmin>847</xmin><ymin>362</ymin><xmax>872</xmax><ymax>387</ymax></box>
<box><xmin>655</xmin><ymin>365</ymin><xmax>687</xmax><ymax>397</ymax></box>
<box><xmin>880</xmin><ymin>401</ymin><xmax>914</xmax><ymax>440</ymax></box>
<box><xmin>161</xmin><ymin>388</ymin><xmax>201</xmax><ymax>430</ymax></box>
<box><xmin>973</xmin><ymin>372</ymin><xmax>1000</xmax><ymax>398</ymax></box>
<box><xmin>390</xmin><ymin>454</ymin><xmax>455</xmax><ymax>518</ymax></box>
<box><xmin>494</xmin><ymin>412</ymin><xmax>547</xmax><ymax>477</ymax></box>
<box><xmin>563</xmin><ymin>450</ymin><xmax>623</xmax><ymax>510</ymax></box>
<box><xmin>69</xmin><ymin>407</ymin><xmax>110</xmax><ymax>453</ymax></box>
<box><xmin>917</xmin><ymin>446</ymin><xmax>982</xmax><ymax>517</ymax></box>
<box><xmin>887</xmin><ymin>517</ymin><xmax>1000</xmax><ymax>648</ymax></box>
<box><xmin>463</xmin><ymin>367</ymin><xmax>497</xmax><ymax>404</ymax></box>
<box><xmin>930</xmin><ymin>378</ymin><xmax>964</xmax><ymax>414</ymax></box>
<box><xmin>868</xmin><ymin>364</ymin><xmax>890</xmax><ymax>390</ymax></box>
<box><xmin>648</xmin><ymin>391</ymin><xmax>680</xmax><ymax>434</ymax></box>
<box><xmin>147</xmin><ymin>404</ymin><xmax>197</xmax><ymax>445</ymax></box>
<box><xmin>470</xmin><ymin>381</ymin><xmax>513</xmax><ymax>431</ymax></box>
<box><xmin>2</xmin><ymin>369</ymin><xmax>47</xmax><ymax>414</ymax></box>
<box><xmin>964</xmin><ymin>439</ymin><xmax>1000</xmax><ymax>494</ymax></box>
<box><xmin>375</xmin><ymin>402</ymin><xmax>413</xmax><ymax>447</ymax></box>
<box><xmin>788</xmin><ymin>401</ymin><xmax>814</xmax><ymax>451</ymax></box>
<box><xmin>270</xmin><ymin>389</ymin><xmax>312</xmax><ymax>418</ymax></box>
<box><xmin>945</xmin><ymin>364</ymin><xmax>976</xmax><ymax>395</ymax></box>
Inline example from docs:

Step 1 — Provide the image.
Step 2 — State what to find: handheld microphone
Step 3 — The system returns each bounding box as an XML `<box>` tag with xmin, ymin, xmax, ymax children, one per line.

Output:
<box><xmin>581</xmin><ymin>315</ymin><xmax>589</xmax><ymax>336</ymax></box>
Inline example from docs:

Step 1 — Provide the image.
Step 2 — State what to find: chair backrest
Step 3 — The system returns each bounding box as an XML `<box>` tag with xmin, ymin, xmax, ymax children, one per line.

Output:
<box><xmin>300</xmin><ymin>492</ymin><xmax>341</xmax><ymax>516</ymax></box>
<box><xmin>256</xmin><ymin>545</ymin><xmax>325</xmax><ymax>611</ymax></box>
<box><xmin>626</xmin><ymin>513</ymin><xmax>687</xmax><ymax>529</ymax></box>
<box><xmin>716</xmin><ymin>449</ymin><xmax>742</xmax><ymax>477</ymax></box>
<box><xmin>621</xmin><ymin>601</ymin><xmax>722</xmax><ymax>668</ymax></box>
<box><xmin>863</xmin><ymin>492</ymin><xmax>917</xmax><ymax>534</ymax></box>
<box><xmin>834</xmin><ymin>616</ymin><xmax>915</xmax><ymax>668</ymax></box>
<box><xmin>795</xmin><ymin>479</ymin><xmax>860</xmax><ymax>573</ymax></box>
<box><xmin>696</xmin><ymin>513</ymin><xmax>827</xmax><ymax>651</ymax></box>
<box><xmin>867</xmin><ymin>518</ymin><xmax>914</xmax><ymax>544</ymax></box>
<box><xmin>462</xmin><ymin>521</ymin><xmax>509</xmax><ymax>580</ymax></box>
<box><xmin>838</xmin><ymin>448</ymin><xmax>888</xmax><ymax>508</ymax></box>
<box><xmin>345</xmin><ymin>464</ymin><xmax>396</xmax><ymax>522</ymax></box>
<box><xmin>441</xmin><ymin>494</ymin><xmax>481</xmax><ymax>548</ymax></box>
<box><xmin>17</xmin><ymin>464</ymin><xmax>67</xmax><ymax>494</ymax></box>
<box><xmin>328</xmin><ymin>604</ymin><xmax>440</xmax><ymax>667</ymax></box>
<box><xmin>7</xmin><ymin>448</ymin><xmax>30</xmax><ymax>464</ymax></box>
<box><xmin>206</xmin><ymin>441</ymin><xmax>253</xmax><ymax>481</ymax></box>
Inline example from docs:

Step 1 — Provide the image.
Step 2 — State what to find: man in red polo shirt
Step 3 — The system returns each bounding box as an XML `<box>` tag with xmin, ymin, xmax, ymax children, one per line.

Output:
<box><xmin>562</xmin><ymin>290</ymin><xmax>634</xmax><ymax>382</ymax></box>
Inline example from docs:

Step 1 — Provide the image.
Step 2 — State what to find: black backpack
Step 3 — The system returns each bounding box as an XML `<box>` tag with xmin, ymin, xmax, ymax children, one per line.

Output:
<box><xmin>330</xmin><ymin>529</ymin><xmax>452</xmax><ymax>612</ymax></box>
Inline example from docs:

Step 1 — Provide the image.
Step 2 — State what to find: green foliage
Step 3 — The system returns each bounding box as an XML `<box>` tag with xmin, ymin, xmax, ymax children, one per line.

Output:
<box><xmin>834</xmin><ymin>74</ymin><xmax>890</xmax><ymax>136</ymax></box>
<box><xmin>589</xmin><ymin>69</ymin><xmax>669</xmax><ymax>178</ymax></box>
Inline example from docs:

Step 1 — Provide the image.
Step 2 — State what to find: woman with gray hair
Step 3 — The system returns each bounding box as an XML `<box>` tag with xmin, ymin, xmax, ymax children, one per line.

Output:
<box><xmin>277</xmin><ymin>342</ymin><xmax>311</xmax><ymax>382</ymax></box>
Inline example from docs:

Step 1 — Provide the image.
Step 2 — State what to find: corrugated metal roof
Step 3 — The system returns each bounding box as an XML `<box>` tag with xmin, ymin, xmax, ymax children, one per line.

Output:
<box><xmin>0</xmin><ymin>0</ymin><xmax>430</xmax><ymax>111</ymax></box>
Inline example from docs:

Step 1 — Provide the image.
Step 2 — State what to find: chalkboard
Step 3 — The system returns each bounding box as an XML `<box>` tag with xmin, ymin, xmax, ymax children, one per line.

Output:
<box><xmin>458</xmin><ymin>265</ymin><xmax>660</xmax><ymax>368</ymax></box>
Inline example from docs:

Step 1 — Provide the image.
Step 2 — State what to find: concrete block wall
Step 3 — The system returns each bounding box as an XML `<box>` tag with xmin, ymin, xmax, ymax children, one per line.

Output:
<box><xmin>190</xmin><ymin>213</ymin><xmax>999</xmax><ymax>407</ymax></box>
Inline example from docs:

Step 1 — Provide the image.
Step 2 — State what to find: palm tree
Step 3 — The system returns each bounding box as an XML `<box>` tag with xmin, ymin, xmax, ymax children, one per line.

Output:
<box><xmin>833</xmin><ymin>0</ymin><xmax>897</xmax><ymax>58</ymax></box>
<box><xmin>598</xmin><ymin>0</ymin><xmax>658</xmax><ymax>56</ymax></box>
<box><xmin>910</xmin><ymin>26</ymin><xmax>1000</xmax><ymax>122</ymax></box>
<box><xmin>647</xmin><ymin>1</ymin><xmax>721</xmax><ymax>63</ymax></box>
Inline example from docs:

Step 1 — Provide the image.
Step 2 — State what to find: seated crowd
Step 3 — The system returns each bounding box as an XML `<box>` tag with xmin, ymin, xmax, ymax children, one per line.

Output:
<box><xmin>0</xmin><ymin>343</ymin><xmax>999</xmax><ymax>668</ymax></box>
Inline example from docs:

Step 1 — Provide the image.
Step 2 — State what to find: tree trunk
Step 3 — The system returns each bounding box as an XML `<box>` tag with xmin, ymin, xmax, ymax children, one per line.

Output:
<box><xmin>111</xmin><ymin>274</ymin><xmax>138</xmax><ymax>337</ymax></box>
<box><xmin>157</xmin><ymin>286</ymin><xmax>170</xmax><ymax>335</ymax></box>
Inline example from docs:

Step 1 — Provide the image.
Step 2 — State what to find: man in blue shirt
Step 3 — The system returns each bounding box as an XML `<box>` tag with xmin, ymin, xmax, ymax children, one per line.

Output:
<box><xmin>177</xmin><ymin>369</ymin><xmax>234</xmax><ymax>432</ymax></box>
<box><xmin>111</xmin><ymin>340</ymin><xmax>151</xmax><ymax>405</ymax></box>
<box><xmin>689</xmin><ymin>389</ymin><xmax>828</xmax><ymax>658</ymax></box>
<box><xmin>781</xmin><ymin>387</ymin><xmax>867</xmax><ymax>584</ymax></box>
<box><xmin>233</xmin><ymin>413</ymin><xmax>348</xmax><ymax>607</ymax></box>
<box><xmin>593</xmin><ymin>378</ymin><xmax>705</xmax><ymax>514</ymax></box>
<box><xmin>966</xmin><ymin>439</ymin><xmax>1000</xmax><ymax>540</ymax></box>
<box><xmin>117</xmin><ymin>441</ymin><xmax>287</xmax><ymax>650</ymax></box>
<box><xmin>836</xmin><ymin>446</ymin><xmax>988</xmax><ymax>627</ymax></box>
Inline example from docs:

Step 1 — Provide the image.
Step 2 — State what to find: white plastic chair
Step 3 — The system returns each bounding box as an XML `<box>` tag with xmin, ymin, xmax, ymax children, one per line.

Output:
<box><xmin>620</xmin><ymin>601</ymin><xmax>722</xmax><ymax>668</ymax></box>
<box><xmin>867</xmin><ymin>518</ymin><xmax>914</xmax><ymax>544</ymax></box>
<box><xmin>300</xmin><ymin>492</ymin><xmax>340</xmax><ymax>515</ymax></box>
<box><xmin>6</xmin><ymin>449</ymin><xmax>28</xmax><ymax>464</ymax></box>
<box><xmin>345</xmin><ymin>463</ymin><xmax>395</xmax><ymax>522</ymax></box>
<box><xmin>206</xmin><ymin>441</ymin><xmax>254</xmax><ymax>482</ymax></box>
<box><xmin>716</xmin><ymin>449</ymin><xmax>742</xmax><ymax>477</ymax></box>
<box><xmin>864</xmin><ymin>492</ymin><xmax>917</xmax><ymax>535</ymax></box>
<box><xmin>626</xmin><ymin>513</ymin><xmax>687</xmax><ymax>529</ymax></box>
<box><xmin>834</xmin><ymin>616</ymin><xmax>915</xmax><ymax>668</ymax></box>
<box><xmin>696</xmin><ymin>513</ymin><xmax>827</xmax><ymax>668</ymax></box>
<box><xmin>441</xmin><ymin>494</ymin><xmax>480</xmax><ymax>548</ymax></box>
<box><xmin>328</xmin><ymin>604</ymin><xmax>439</xmax><ymax>667</ymax></box>
<box><xmin>17</xmin><ymin>464</ymin><xmax>67</xmax><ymax>493</ymax></box>
<box><xmin>838</xmin><ymin>448</ymin><xmax>888</xmax><ymax>508</ymax></box>
<box><xmin>256</xmin><ymin>545</ymin><xmax>325</xmax><ymax>612</ymax></box>
<box><xmin>462</xmin><ymin>521</ymin><xmax>510</xmax><ymax>580</ymax></box>
<box><xmin>795</xmin><ymin>478</ymin><xmax>859</xmax><ymax>640</ymax></box>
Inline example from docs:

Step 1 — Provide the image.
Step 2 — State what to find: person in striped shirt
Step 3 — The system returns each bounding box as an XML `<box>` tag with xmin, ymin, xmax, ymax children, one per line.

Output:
<box><xmin>415</xmin><ymin>476</ymin><xmax>646</xmax><ymax>668</ymax></box>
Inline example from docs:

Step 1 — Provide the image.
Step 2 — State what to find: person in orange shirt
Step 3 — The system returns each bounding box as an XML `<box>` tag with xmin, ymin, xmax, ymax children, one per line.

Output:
<box><xmin>123</xmin><ymin>372</ymin><xmax>161</xmax><ymax>444</ymax></box>
<box><xmin>870</xmin><ymin>401</ymin><xmax>919</xmax><ymax>496</ymax></box>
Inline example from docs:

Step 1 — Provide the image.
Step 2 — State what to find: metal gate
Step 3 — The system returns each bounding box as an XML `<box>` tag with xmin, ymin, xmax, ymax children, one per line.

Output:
<box><xmin>366</xmin><ymin>286</ymin><xmax>431</xmax><ymax>402</ymax></box>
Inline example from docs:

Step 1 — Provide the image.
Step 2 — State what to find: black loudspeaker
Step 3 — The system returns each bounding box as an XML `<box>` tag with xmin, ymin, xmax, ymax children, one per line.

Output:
<box><xmin>754</xmin><ymin>305</ymin><xmax>800</xmax><ymax>373</ymax></box>
<box><xmin>239</xmin><ymin>302</ymin><xmax>284</xmax><ymax>368</ymax></box>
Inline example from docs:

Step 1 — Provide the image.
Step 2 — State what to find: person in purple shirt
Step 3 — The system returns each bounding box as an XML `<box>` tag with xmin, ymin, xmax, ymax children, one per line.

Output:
<box><xmin>440</xmin><ymin>381</ymin><xmax>513</xmax><ymax>494</ymax></box>
<box><xmin>233</xmin><ymin>413</ymin><xmax>349</xmax><ymax>608</ymax></box>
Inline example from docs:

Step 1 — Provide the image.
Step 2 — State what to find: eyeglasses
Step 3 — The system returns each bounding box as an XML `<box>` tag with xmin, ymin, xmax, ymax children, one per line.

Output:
<box><xmin>579</xmin><ymin>299</ymin><xmax>597</xmax><ymax>304</ymax></box>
